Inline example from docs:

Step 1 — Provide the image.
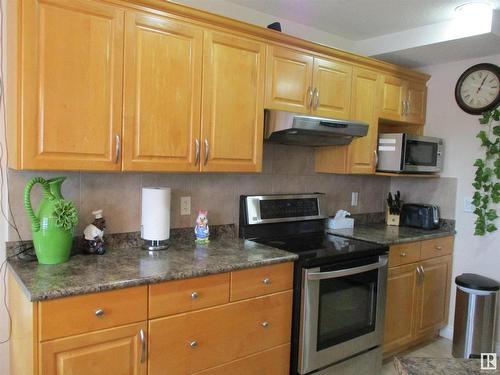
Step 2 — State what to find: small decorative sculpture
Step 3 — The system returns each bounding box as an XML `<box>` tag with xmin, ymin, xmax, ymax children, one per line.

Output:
<box><xmin>194</xmin><ymin>210</ymin><xmax>210</xmax><ymax>244</ymax></box>
<box><xmin>83</xmin><ymin>210</ymin><xmax>106</xmax><ymax>255</ymax></box>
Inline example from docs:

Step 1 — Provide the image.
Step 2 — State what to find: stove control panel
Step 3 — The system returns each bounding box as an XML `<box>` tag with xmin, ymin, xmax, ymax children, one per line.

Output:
<box><xmin>243</xmin><ymin>194</ymin><xmax>325</xmax><ymax>225</ymax></box>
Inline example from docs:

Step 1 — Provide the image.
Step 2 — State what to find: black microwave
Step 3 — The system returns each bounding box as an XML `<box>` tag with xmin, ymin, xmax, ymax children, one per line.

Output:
<box><xmin>376</xmin><ymin>133</ymin><xmax>443</xmax><ymax>173</ymax></box>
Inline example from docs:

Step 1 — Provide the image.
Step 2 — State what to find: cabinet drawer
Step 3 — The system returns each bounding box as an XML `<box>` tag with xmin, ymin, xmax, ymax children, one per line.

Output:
<box><xmin>149</xmin><ymin>273</ymin><xmax>230</xmax><ymax>318</ymax></box>
<box><xmin>230</xmin><ymin>262</ymin><xmax>293</xmax><ymax>301</ymax></box>
<box><xmin>39</xmin><ymin>286</ymin><xmax>147</xmax><ymax>341</ymax></box>
<box><xmin>420</xmin><ymin>236</ymin><xmax>453</xmax><ymax>260</ymax></box>
<box><xmin>388</xmin><ymin>242</ymin><xmax>421</xmax><ymax>267</ymax></box>
<box><xmin>193</xmin><ymin>343</ymin><xmax>290</xmax><ymax>375</ymax></box>
<box><xmin>149</xmin><ymin>290</ymin><xmax>292</xmax><ymax>374</ymax></box>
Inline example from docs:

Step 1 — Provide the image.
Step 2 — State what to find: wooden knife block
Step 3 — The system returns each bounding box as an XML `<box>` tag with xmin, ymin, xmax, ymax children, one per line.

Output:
<box><xmin>386</xmin><ymin>209</ymin><xmax>400</xmax><ymax>226</ymax></box>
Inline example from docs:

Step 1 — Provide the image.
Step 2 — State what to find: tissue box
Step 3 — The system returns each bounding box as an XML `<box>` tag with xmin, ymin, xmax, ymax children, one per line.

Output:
<box><xmin>327</xmin><ymin>217</ymin><xmax>354</xmax><ymax>230</ymax></box>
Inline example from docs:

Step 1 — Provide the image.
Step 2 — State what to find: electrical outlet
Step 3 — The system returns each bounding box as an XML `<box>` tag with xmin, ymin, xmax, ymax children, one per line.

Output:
<box><xmin>180</xmin><ymin>196</ymin><xmax>191</xmax><ymax>216</ymax></box>
<box><xmin>464</xmin><ymin>197</ymin><xmax>474</xmax><ymax>213</ymax></box>
<box><xmin>351</xmin><ymin>192</ymin><xmax>359</xmax><ymax>207</ymax></box>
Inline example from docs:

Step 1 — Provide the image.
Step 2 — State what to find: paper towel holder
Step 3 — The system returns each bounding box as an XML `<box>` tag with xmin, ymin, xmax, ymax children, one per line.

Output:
<box><xmin>142</xmin><ymin>238</ymin><xmax>169</xmax><ymax>251</ymax></box>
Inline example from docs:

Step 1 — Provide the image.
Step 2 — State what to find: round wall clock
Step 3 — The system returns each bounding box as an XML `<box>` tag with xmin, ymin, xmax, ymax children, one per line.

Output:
<box><xmin>455</xmin><ymin>63</ymin><xmax>500</xmax><ymax>115</ymax></box>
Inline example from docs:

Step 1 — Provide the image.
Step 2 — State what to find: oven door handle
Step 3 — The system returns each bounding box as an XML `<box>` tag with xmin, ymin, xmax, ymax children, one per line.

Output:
<box><xmin>306</xmin><ymin>257</ymin><xmax>388</xmax><ymax>281</ymax></box>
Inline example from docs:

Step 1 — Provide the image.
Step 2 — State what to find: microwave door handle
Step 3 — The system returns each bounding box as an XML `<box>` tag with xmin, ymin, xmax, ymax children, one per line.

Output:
<box><xmin>306</xmin><ymin>257</ymin><xmax>388</xmax><ymax>281</ymax></box>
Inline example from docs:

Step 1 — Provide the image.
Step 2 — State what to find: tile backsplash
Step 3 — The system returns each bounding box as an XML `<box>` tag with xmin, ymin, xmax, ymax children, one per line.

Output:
<box><xmin>8</xmin><ymin>144</ymin><xmax>391</xmax><ymax>240</ymax></box>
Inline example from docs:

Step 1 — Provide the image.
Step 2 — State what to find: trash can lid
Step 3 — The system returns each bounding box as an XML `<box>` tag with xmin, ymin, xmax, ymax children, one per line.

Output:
<box><xmin>455</xmin><ymin>273</ymin><xmax>500</xmax><ymax>291</ymax></box>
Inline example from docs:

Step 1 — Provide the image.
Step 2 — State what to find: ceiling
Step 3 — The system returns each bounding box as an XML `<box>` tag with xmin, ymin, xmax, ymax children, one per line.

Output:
<box><xmin>225</xmin><ymin>0</ymin><xmax>500</xmax><ymax>40</ymax></box>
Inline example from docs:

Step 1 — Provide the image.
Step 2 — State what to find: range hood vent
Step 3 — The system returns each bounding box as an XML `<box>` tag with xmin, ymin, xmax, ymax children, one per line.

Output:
<box><xmin>264</xmin><ymin>109</ymin><xmax>369</xmax><ymax>146</ymax></box>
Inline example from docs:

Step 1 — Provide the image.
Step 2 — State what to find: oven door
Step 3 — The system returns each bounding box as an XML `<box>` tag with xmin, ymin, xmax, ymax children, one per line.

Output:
<box><xmin>298</xmin><ymin>255</ymin><xmax>388</xmax><ymax>374</ymax></box>
<box><xmin>403</xmin><ymin>135</ymin><xmax>443</xmax><ymax>173</ymax></box>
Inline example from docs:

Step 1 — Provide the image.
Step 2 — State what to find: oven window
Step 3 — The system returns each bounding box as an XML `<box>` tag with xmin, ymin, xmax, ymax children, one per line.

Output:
<box><xmin>405</xmin><ymin>140</ymin><xmax>438</xmax><ymax>166</ymax></box>
<box><xmin>317</xmin><ymin>269</ymin><xmax>378</xmax><ymax>350</ymax></box>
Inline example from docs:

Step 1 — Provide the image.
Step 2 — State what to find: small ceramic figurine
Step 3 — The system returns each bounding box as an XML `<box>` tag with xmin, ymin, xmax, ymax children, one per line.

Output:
<box><xmin>83</xmin><ymin>210</ymin><xmax>106</xmax><ymax>255</ymax></box>
<box><xmin>194</xmin><ymin>210</ymin><xmax>210</xmax><ymax>244</ymax></box>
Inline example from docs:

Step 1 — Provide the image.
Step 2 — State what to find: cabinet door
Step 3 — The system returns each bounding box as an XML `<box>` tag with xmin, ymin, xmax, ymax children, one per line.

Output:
<box><xmin>122</xmin><ymin>12</ymin><xmax>203</xmax><ymax>171</ymax></box>
<box><xmin>312</xmin><ymin>58</ymin><xmax>352</xmax><ymax>119</ymax></box>
<box><xmin>265</xmin><ymin>45</ymin><xmax>314</xmax><ymax>113</ymax></box>
<box><xmin>406</xmin><ymin>81</ymin><xmax>427</xmax><ymax>125</ymax></box>
<box><xmin>21</xmin><ymin>0</ymin><xmax>124</xmax><ymax>170</ymax></box>
<box><xmin>148</xmin><ymin>290</ymin><xmax>292</xmax><ymax>374</ymax></box>
<box><xmin>379</xmin><ymin>75</ymin><xmax>405</xmax><ymax>122</ymax></box>
<box><xmin>40</xmin><ymin>322</ymin><xmax>147</xmax><ymax>375</ymax></box>
<box><xmin>383</xmin><ymin>264</ymin><xmax>418</xmax><ymax>355</ymax></box>
<box><xmin>347</xmin><ymin>68</ymin><xmax>380</xmax><ymax>174</ymax></box>
<box><xmin>201</xmin><ymin>31</ymin><xmax>266</xmax><ymax>172</ymax></box>
<box><xmin>414</xmin><ymin>256</ymin><xmax>452</xmax><ymax>337</ymax></box>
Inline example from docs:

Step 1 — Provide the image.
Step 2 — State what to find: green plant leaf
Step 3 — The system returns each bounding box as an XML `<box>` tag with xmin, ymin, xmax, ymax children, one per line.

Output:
<box><xmin>494</xmin><ymin>126</ymin><xmax>500</xmax><ymax>136</ymax></box>
<box><xmin>486</xmin><ymin>224</ymin><xmax>498</xmax><ymax>233</ymax></box>
<box><xmin>486</xmin><ymin>209</ymin><xmax>499</xmax><ymax>221</ymax></box>
<box><xmin>472</xmin><ymin>182</ymin><xmax>482</xmax><ymax>190</ymax></box>
<box><xmin>474</xmin><ymin>159</ymin><xmax>485</xmax><ymax>167</ymax></box>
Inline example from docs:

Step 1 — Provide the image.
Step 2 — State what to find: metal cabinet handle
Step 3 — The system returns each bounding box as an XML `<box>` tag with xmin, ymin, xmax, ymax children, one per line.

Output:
<box><xmin>307</xmin><ymin>86</ymin><xmax>314</xmax><ymax>109</ymax></box>
<box><xmin>262</xmin><ymin>278</ymin><xmax>271</xmax><ymax>285</ymax></box>
<box><xmin>406</xmin><ymin>100</ymin><xmax>411</xmax><ymax>114</ymax></box>
<box><xmin>204</xmin><ymin>138</ymin><xmax>209</xmax><ymax>166</ymax></box>
<box><xmin>420</xmin><ymin>265</ymin><xmax>425</xmax><ymax>280</ymax></box>
<box><xmin>313</xmin><ymin>87</ymin><xmax>320</xmax><ymax>110</ymax></box>
<box><xmin>191</xmin><ymin>291</ymin><xmax>198</xmax><ymax>300</ymax></box>
<box><xmin>140</xmin><ymin>329</ymin><xmax>146</xmax><ymax>363</ymax></box>
<box><xmin>400</xmin><ymin>252</ymin><xmax>407</xmax><ymax>257</ymax></box>
<box><xmin>416</xmin><ymin>266</ymin><xmax>422</xmax><ymax>282</ymax></box>
<box><xmin>189</xmin><ymin>340</ymin><xmax>198</xmax><ymax>348</ymax></box>
<box><xmin>194</xmin><ymin>138</ymin><xmax>200</xmax><ymax>166</ymax></box>
<box><xmin>95</xmin><ymin>308</ymin><xmax>105</xmax><ymax>317</ymax></box>
<box><xmin>261</xmin><ymin>321</ymin><xmax>269</xmax><ymax>328</ymax></box>
<box><xmin>401</xmin><ymin>101</ymin><xmax>405</xmax><ymax>115</ymax></box>
<box><xmin>373</xmin><ymin>150</ymin><xmax>378</xmax><ymax>168</ymax></box>
<box><xmin>115</xmin><ymin>134</ymin><xmax>121</xmax><ymax>163</ymax></box>
<box><xmin>435</xmin><ymin>246</ymin><xmax>443</xmax><ymax>250</ymax></box>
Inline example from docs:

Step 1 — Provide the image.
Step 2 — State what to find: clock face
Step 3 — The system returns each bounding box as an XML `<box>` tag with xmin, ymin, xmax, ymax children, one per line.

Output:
<box><xmin>455</xmin><ymin>63</ymin><xmax>500</xmax><ymax>115</ymax></box>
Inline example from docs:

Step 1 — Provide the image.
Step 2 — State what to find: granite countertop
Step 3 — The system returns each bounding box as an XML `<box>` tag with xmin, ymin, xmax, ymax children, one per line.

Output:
<box><xmin>394</xmin><ymin>356</ymin><xmax>500</xmax><ymax>374</ymax></box>
<box><xmin>327</xmin><ymin>221</ymin><xmax>455</xmax><ymax>246</ymax></box>
<box><xmin>8</xmin><ymin>230</ymin><xmax>297</xmax><ymax>302</ymax></box>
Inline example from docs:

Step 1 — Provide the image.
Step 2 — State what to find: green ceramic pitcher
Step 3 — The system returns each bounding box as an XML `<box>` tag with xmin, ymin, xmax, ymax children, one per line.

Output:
<box><xmin>24</xmin><ymin>177</ymin><xmax>78</xmax><ymax>264</ymax></box>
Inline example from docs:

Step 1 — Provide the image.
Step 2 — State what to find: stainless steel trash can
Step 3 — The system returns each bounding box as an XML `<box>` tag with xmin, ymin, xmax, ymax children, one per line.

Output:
<box><xmin>452</xmin><ymin>273</ymin><xmax>499</xmax><ymax>358</ymax></box>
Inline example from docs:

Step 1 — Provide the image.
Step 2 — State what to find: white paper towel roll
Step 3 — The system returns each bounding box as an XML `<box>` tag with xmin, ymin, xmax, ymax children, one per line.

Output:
<box><xmin>141</xmin><ymin>187</ymin><xmax>171</xmax><ymax>241</ymax></box>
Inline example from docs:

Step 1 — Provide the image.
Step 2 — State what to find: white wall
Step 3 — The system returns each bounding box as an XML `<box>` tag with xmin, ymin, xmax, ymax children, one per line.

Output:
<box><xmin>421</xmin><ymin>53</ymin><xmax>500</xmax><ymax>352</ymax></box>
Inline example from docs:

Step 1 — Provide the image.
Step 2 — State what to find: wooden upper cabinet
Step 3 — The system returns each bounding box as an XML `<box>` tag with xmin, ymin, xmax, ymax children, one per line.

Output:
<box><xmin>383</xmin><ymin>263</ymin><xmax>418</xmax><ymax>354</ymax></box>
<box><xmin>201</xmin><ymin>31</ymin><xmax>266</xmax><ymax>172</ymax></box>
<box><xmin>414</xmin><ymin>256</ymin><xmax>451</xmax><ymax>337</ymax></box>
<box><xmin>380</xmin><ymin>75</ymin><xmax>406</xmax><ymax>122</ymax></box>
<box><xmin>380</xmin><ymin>75</ymin><xmax>427</xmax><ymax>125</ymax></box>
<box><xmin>265</xmin><ymin>46</ymin><xmax>314</xmax><ymax>114</ymax></box>
<box><xmin>312</xmin><ymin>58</ymin><xmax>352</xmax><ymax>119</ymax></box>
<box><xmin>20</xmin><ymin>0</ymin><xmax>124</xmax><ymax>170</ymax></box>
<box><xmin>347</xmin><ymin>68</ymin><xmax>380</xmax><ymax>174</ymax></box>
<box><xmin>406</xmin><ymin>81</ymin><xmax>427</xmax><ymax>125</ymax></box>
<box><xmin>40</xmin><ymin>322</ymin><xmax>147</xmax><ymax>375</ymax></box>
<box><xmin>122</xmin><ymin>12</ymin><xmax>203</xmax><ymax>171</ymax></box>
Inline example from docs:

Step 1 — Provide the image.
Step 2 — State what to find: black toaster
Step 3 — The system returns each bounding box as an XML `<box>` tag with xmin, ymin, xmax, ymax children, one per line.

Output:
<box><xmin>400</xmin><ymin>203</ymin><xmax>440</xmax><ymax>230</ymax></box>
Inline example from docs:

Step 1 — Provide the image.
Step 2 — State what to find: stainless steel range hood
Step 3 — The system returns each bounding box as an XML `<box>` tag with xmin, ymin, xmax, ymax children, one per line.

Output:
<box><xmin>264</xmin><ymin>109</ymin><xmax>368</xmax><ymax>146</ymax></box>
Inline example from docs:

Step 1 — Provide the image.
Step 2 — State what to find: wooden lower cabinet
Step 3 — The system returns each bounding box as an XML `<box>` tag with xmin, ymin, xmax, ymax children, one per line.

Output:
<box><xmin>40</xmin><ymin>322</ymin><xmax>147</xmax><ymax>375</ymax></box>
<box><xmin>149</xmin><ymin>290</ymin><xmax>293</xmax><ymax>374</ymax></box>
<box><xmin>193</xmin><ymin>344</ymin><xmax>290</xmax><ymax>375</ymax></box>
<box><xmin>383</xmin><ymin>237</ymin><xmax>453</xmax><ymax>356</ymax></box>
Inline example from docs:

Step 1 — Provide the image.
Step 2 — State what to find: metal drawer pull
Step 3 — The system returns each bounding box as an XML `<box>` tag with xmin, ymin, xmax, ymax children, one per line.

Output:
<box><xmin>307</xmin><ymin>257</ymin><xmax>388</xmax><ymax>280</ymax></box>
<box><xmin>191</xmin><ymin>291</ymin><xmax>198</xmax><ymax>300</ymax></box>
<box><xmin>189</xmin><ymin>340</ymin><xmax>198</xmax><ymax>348</ymax></box>
<box><xmin>400</xmin><ymin>252</ymin><xmax>407</xmax><ymax>257</ymax></box>
<box><xmin>140</xmin><ymin>329</ymin><xmax>146</xmax><ymax>363</ymax></box>
<box><xmin>204</xmin><ymin>138</ymin><xmax>209</xmax><ymax>166</ymax></box>
<box><xmin>115</xmin><ymin>134</ymin><xmax>121</xmax><ymax>163</ymax></box>
<box><xmin>261</xmin><ymin>321</ymin><xmax>269</xmax><ymax>328</ymax></box>
<box><xmin>194</xmin><ymin>138</ymin><xmax>200</xmax><ymax>166</ymax></box>
<box><xmin>262</xmin><ymin>278</ymin><xmax>271</xmax><ymax>285</ymax></box>
<box><xmin>95</xmin><ymin>308</ymin><xmax>105</xmax><ymax>317</ymax></box>
<box><xmin>420</xmin><ymin>265</ymin><xmax>425</xmax><ymax>280</ymax></box>
<box><xmin>313</xmin><ymin>88</ymin><xmax>320</xmax><ymax>109</ymax></box>
<box><xmin>435</xmin><ymin>246</ymin><xmax>443</xmax><ymax>250</ymax></box>
<box><xmin>307</xmin><ymin>86</ymin><xmax>314</xmax><ymax>109</ymax></box>
<box><xmin>416</xmin><ymin>266</ymin><xmax>422</xmax><ymax>281</ymax></box>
